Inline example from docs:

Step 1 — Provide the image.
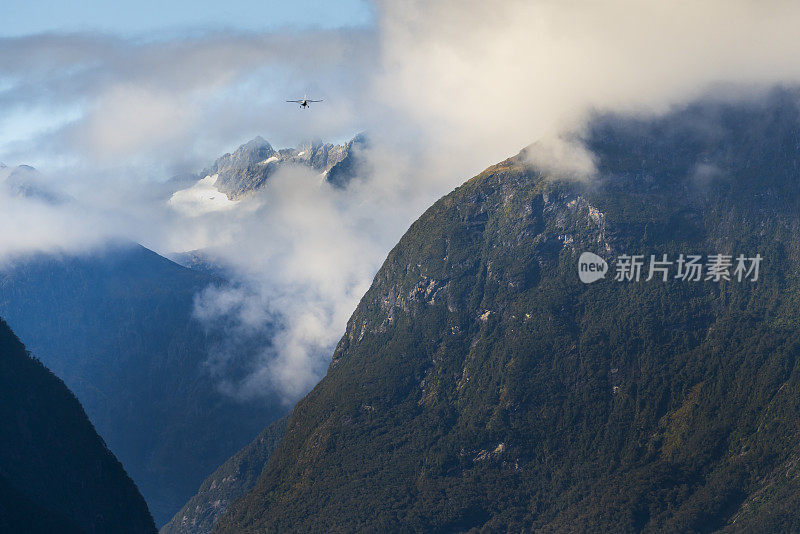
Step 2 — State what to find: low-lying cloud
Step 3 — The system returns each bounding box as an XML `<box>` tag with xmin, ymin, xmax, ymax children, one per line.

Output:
<box><xmin>180</xmin><ymin>159</ymin><xmax>417</xmax><ymax>400</ymax></box>
<box><xmin>4</xmin><ymin>0</ymin><xmax>800</xmax><ymax>401</ymax></box>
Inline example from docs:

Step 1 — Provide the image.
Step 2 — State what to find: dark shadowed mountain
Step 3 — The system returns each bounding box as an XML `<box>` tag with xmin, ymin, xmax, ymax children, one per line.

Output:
<box><xmin>161</xmin><ymin>415</ymin><xmax>288</xmax><ymax>534</ymax></box>
<box><xmin>0</xmin><ymin>243</ymin><xmax>284</xmax><ymax>526</ymax></box>
<box><xmin>0</xmin><ymin>317</ymin><xmax>156</xmax><ymax>533</ymax></box>
<box><xmin>214</xmin><ymin>89</ymin><xmax>800</xmax><ymax>532</ymax></box>
<box><xmin>324</xmin><ymin>133</ymin><xmax>369</xmax><ymax>189</ymax></box>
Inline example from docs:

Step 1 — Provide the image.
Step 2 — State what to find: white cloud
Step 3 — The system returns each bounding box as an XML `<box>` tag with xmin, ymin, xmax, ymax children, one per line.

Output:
<box><xmin>5</xmin><ymin>0</ymin><xmax>800</xmax><ymax>400</ymax></box>
<box><xmin>373</xmin><ymin>0</ymin><xmax>800</xmax><ymax>177</ymax></box>
<box><xmin>180</xmin><ymin>165</ymin><xmax>394</xmax><ymax>399</ymax></box>
<box><xmin>169</xmin><ymin>174</ymin><xmax>240</xmax><ymax>216</ymax></box>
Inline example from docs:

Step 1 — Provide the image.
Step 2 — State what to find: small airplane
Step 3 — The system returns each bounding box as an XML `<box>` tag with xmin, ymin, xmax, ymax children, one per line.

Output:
<box><xmin>286</xmin><ymin>96</ymin><xmax>323</xmax><ymax>109</ymax></box>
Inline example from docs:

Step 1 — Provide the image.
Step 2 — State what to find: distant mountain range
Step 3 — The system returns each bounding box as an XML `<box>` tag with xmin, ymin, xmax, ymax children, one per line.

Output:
<box><xmin>208</xmin><ymin>90</ymin><xmax>800</xmax><ymax>532</ymax></box>
<box><xmin>183</xmin><ymin>133</ymin><xmax>368</xmax><ymax>202</ymax></box>
<box><xmin>0</xmin><ymin>317</ymin><xmax>156</xmax><ymax>533</ymax></box>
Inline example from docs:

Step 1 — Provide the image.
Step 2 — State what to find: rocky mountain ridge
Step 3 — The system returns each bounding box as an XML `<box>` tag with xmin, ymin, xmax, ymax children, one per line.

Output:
<box><xmin>204</xmin><ymin>133</ymin><xmax>368</xmax><ymax>200</ymax></box>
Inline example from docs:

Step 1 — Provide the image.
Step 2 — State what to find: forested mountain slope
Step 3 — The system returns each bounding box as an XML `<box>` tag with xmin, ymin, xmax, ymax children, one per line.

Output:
<box><xmin>216</xmin><ymin>90</ymin><xmax>800</xmax><ymax>532</ymax></box>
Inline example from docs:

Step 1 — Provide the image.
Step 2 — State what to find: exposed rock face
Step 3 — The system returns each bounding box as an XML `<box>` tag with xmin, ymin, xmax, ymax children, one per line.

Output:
<box><xmin>208</xmin><ymin>134</ymin><xmax>368</xmax><ymax>200</ymax></box>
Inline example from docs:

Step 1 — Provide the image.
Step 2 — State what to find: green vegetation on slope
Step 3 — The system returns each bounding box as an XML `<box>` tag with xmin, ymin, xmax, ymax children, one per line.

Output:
<box><xmin>215</xmin><ymin>90</ymin><xmax>800</xmax><ymax>532</ymax></box>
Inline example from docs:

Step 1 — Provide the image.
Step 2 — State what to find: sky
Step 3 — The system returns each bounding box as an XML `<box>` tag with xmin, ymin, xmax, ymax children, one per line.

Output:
<box><xmin>0</xmin><ymin>0</ymin><xmax>374</xmax><ymax>163</ymax></box>
<box><xmin>0</xmin><ymin>0</ymin><xmax>374</xmax><ymax>36</ymax></box>
<box><xmin>4</xmin><ymin>0</ymin><xmax>800</xmax><ymax>401</ymax></box>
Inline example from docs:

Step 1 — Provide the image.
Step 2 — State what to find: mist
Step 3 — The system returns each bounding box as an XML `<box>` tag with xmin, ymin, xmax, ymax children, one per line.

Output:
<box><xmin>4</xmin><ymin>0</ymin><xmax>800</xmax><ymax>401</ymax></box>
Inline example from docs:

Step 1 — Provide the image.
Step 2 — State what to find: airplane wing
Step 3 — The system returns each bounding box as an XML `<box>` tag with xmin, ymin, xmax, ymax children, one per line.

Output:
<box><xmin>286</xmin><ymin>100</ymin><xmax>303</xmax><ymax>103</ymax></box>
<box><xmin>306</xmin><ymin>99</ymin><xmax>324</xmax><ymax>102</ymax></box>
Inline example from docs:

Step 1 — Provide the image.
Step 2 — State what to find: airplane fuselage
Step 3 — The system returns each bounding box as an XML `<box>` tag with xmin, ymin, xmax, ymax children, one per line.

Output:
<box><xmin>287</xmin><ymin>97</ymin><xmax>320</xmax><ymax>108</ymax></box>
